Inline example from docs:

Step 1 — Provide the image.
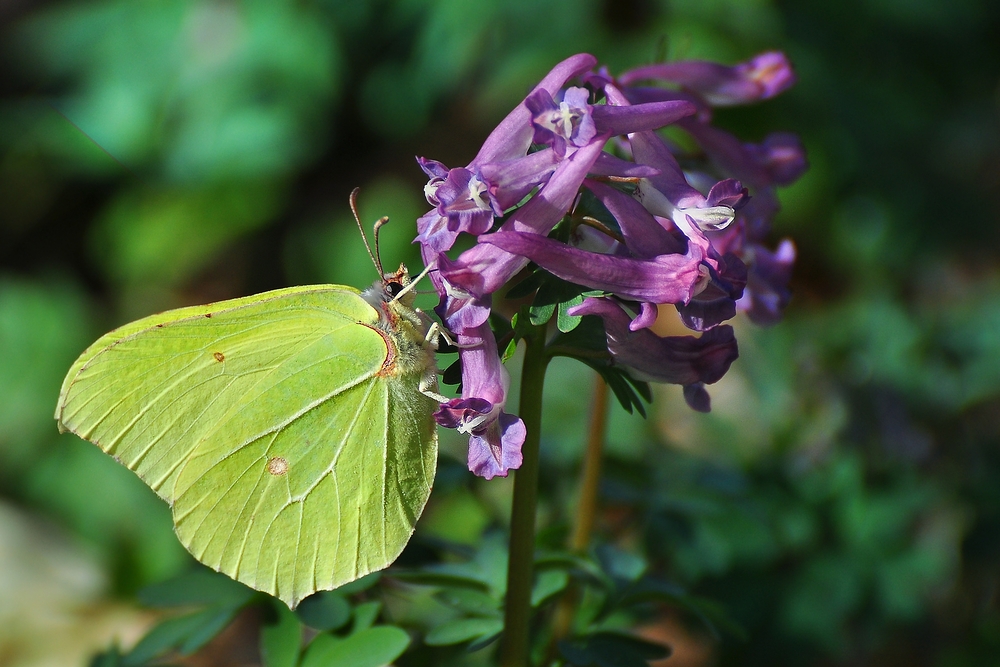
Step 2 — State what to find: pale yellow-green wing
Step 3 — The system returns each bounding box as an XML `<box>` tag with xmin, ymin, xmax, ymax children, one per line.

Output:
<box><xmin>56</xmin><ymin>285</ymin><xmax>438</xmax><ymax>607</ymax></box>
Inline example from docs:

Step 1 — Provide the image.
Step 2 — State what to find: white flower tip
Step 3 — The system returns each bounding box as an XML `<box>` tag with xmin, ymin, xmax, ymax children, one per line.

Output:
<box><xmin>683</xmin><ymin>205</ymin><xmax>736</xmax><ymax>231</ymax></box>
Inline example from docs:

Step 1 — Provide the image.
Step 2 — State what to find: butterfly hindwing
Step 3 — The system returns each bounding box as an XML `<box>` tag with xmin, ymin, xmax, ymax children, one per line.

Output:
<box><xmin>173</xmin><ymin>366</ymin><xmax>437</xmax><ymax>606</ymax></box>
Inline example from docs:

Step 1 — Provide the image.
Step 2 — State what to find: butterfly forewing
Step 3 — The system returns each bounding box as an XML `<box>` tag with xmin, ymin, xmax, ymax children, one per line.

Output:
<box><xmin>56</xmin><ymin>285</ymin><xmax>439</xmax><ymax>607</ymax></box>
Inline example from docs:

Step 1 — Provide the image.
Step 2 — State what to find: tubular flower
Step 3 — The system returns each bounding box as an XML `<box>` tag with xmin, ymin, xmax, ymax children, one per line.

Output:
<box><xmin>413</xmin><ymin>51</ymin><xmax>806</xmax><ymax>478</ymax></box>
<box><xmin>433</xmin><ymin>322</ymin><xmax>525</xmax><ymax>479</ymax></box>
<box><xmin>480</xmin><ymin>231</ymin><xmax>704</xmax><ymax>306</ymax></box>
<box><xmin>567</xmin><ymin>297</ymin><xmax>739</xmax><ymax>412</ymax></box>
<box><xmin>618</xmin><ymin>51</ymin><xmax>795</xmax><ymax>106</ymax></box>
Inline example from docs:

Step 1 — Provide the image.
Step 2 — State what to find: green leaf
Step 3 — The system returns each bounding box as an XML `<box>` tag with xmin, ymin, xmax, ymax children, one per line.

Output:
<box><xmin>489</xmin><ymin>311</ymin><xmax>515</xmax><ymax>342</ymax></box>
<box><xmin>557</xmin><ymin>295</ymin><xmax>584</xmax><ymax>333</ymax></box>
<box><xmin>261</xmin><ymin>601</ymin><xmax>302</xmax><ymax>667</ymax></box>
<box><xmin>335</xmin><ymin>572</ymin><xmax>381</xmax><ymax>596</ymax></box>
<box><xmin>88</xmin><ymin>646</ymin><xmax>123</xmax><ymax>667</ymax></box>
<box><xmin>617</xmin><ymin>579</ymin><xmax>746</xmax><ymax>641</ymax></box>
<box><xmin>123</xmin><ymin>606</ymin><xmax>240</xmax><ymax>666</ymax></box>
<box><xmin>623</xmin><ymin>372</ymin><xmax>652</xmax><ymax>404</ymax></box>
<box><xmin>587</xmin><ymin>364</ymin><xmax>648</xmax><ymax>417</ymax></box>
<box><xmin>501</xmin><ymin>336</ymin><xmax>519</xmax><ymax>364</ymax></box>
<box><xmin>424</xmin><ymin>618</ymin><xmax>504</xmax><ymax>646</ymax></box>
<box><xmin>296</xmin><ymin>592</ymin><xmax>351</xmax><ymax>632</ymax></box>
<box><xmin>558</xmin><ymin>632</ymin><xmax>670</xmax><ymax>667</ymax></box>
<box><xmin>300</xmin><ymin>626</ymin><xmax>410</xmax><ymax>667</ymax></box>
<box><xmin>532</xmin><ymin>570</ymin><xmax>569</xmax><ymax>607</ymax></box>
<box><xmin>529</xmin><ymin>302</ymin><xmax>556</xmax><ymax>326</ymax></box>
<box><xmin>534</xmin><ymin>275</ymin><xmax>588</xmax><ymax>308</ymax></box>
<box><xmin>528</xmin><ymin>275</ymin><xmax>589</xmax><ymax>327</ymax></box>
<box><xmin>352</xmin><ymin>601</ymin><xmax>382</xmax><ymax>634</ymax></box>
<box><xmin>466</xmin><ymin>630</ymin><xmax>504</xmax><ymax>652</ymax></box>
<box><xmin>595</xmin><ymin>545</ymin><xmax>647</xmax><ymax>583</ymax></box>
<box><xmin>179</xmin><ymin>607</ymin><xmax>243</xmax><ymax>655</ymax></box>
<box><xmin>512</xmin><ymin>307</ymin><xmax>539</xmax><ymax>343</ymax></box>
<box><xmin>138</xmin><ymin>568</ymin><xmax>254</xmax><ymax>608</ymax></box>
<box><xmin>391</xmin><ymin>569</ymin><xmax>492</xmax><ymax>592</ymax></box>
<box><xmin>548</xmin><ymin>315</ymin><xmax>611</xmax><ymax>357</ymax></box>
<box><xmin>535</xmin><ymin>552</ymin><xmax>614</xmax><ymax>591</ymax></box>
<box><xmin>434</xmin><ymin>588</ymin><xmax>501</xmax><ymax>617</ymax></box>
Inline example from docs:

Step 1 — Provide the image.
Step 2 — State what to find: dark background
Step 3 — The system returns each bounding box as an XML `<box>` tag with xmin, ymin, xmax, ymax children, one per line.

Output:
<box><xmin>1</xmin><ymin>1</ymin><xmax>999</xmax><ymax>665</ymax></box>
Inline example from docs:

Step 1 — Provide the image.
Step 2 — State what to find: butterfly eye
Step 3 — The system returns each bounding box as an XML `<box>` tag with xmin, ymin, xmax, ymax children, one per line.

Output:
<box><xmin>385</xmin><ymin>281</ymin><xmax>405</xmax><ymax>298</ymax></box>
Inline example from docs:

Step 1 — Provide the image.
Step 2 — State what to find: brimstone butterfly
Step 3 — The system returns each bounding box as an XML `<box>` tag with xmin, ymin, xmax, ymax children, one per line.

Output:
<box><xmin>55</xmin><ymin>204</ymin><xmax>441</xmax><ymax>608</ymax></box>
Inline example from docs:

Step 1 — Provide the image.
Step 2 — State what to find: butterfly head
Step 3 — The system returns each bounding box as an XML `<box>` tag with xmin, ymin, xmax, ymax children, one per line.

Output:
<box><xmin>381</xmin><ymin>264</ymin><xmax>415</xmax><ymax>306</ymax></box>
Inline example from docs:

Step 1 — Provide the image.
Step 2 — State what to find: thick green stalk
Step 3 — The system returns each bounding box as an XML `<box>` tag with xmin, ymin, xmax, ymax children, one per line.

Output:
<box><xmin>500</xmin><ymin>324</ymin><xmax>550</xmax><ymax>667</ymax></box>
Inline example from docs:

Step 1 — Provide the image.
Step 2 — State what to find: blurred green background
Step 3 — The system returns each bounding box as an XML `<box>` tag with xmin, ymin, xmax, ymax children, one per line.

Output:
<box><xmin>1</xmin><ymin>0</ymin><xmax>999</xmax><ymax>665</ymax></box>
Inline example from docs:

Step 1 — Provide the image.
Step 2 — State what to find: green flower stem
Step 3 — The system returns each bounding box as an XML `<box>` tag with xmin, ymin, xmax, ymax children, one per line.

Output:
<box><xmin>500</xmin><ymin>323</ymin><xmax>550</xmax><ymax>667</ymax></box>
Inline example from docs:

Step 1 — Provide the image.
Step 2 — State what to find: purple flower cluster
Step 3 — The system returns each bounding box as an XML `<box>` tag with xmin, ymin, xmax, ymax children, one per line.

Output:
<box><xmin>415</xmin><ymin>52</ymin><xmax>805</xmax><ymax>479</ymax></box>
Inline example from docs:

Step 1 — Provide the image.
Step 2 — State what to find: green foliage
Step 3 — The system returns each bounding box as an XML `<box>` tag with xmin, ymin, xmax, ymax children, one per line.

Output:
<box><xmin>107</xmin><ymin>566</ymin><xmax>414</xmax><ymax>667</ymax></box>
<box><xmin>558</xmin><ymin>632</ymin><xmax>670</xmax><ymax>667</ymax></box>
<box><xmin>296</xmin><ymin>593</ymin><xmax>352</xmax><ymax>632</ymax></box>
<box><xmin>260</xmin><ymin>601</ymin><xmax>302</xmax><ymax>667</ymax></box>
<box><xmin>4</xmin><ymin>0</ymin><xmax>1000</xmax><ymax>665</ymax></box>
<box><xmin>123</xmin><ymin>569</ymin><xmax>255</xmax><ymax>666</ymax></box>
<box><xmin>299</xmin><ymin>626</ymin><xmax>410</xmax><ymax>667</ymax></box>
<box><xmin>425</xmin><ymin>618</ymin><xmax>504</xmax><ymax>647</ymax></box>
<box><xmin>548</xmin><ymin>317</ymin><xmax>653</xmax><ymax>417</ymax></box>
<box><xmin>137</xmin><ymin>567</ymin><xmax>255</xmax><ymax>609</ymax></box>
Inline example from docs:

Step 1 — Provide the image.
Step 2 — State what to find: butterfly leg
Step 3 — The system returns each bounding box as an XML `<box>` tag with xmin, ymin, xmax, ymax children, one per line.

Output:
<box><xmin>421</xmin><ymin>319</ymin><xmax>479</xmax><ymax>350</ymax></box>
<box><xmin>423</xmin><ymin>320</ymin><xmax>444</xmax><ymax>349</ymax></box>
<box><xmin>419</xmin><ymin>370</ymin><xmax>450</xmax><ymax>404</ymax></box>
<box><xmin>419</xmin><ymin>318</ymin><xmax>457</xmax><ymax>349</ymax></box>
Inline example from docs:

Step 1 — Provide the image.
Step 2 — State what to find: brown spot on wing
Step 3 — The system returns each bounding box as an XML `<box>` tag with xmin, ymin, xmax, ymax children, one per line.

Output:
<box><xmin>267</xmin><ymin>457</ymin><xmax>288</xmax><ymax>476</ymax></box>
<box><xmin>213</xmin><ymin>352</ymin><xmax>225</xmax><ymax>362</ymax></box>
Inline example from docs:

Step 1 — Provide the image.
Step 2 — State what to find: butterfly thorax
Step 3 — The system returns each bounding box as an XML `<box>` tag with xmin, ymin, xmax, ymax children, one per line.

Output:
<box><xmin>361</xmin><ymin>267</ymin><xmax>437</xmax><ymax>380</ymax></box>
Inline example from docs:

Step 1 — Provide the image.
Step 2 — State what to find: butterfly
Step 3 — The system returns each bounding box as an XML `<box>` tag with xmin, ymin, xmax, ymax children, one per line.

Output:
<box><xmin>55</xmin><ymin>193</ymin><xmax>442</xmax><ymax>608</ymax></box>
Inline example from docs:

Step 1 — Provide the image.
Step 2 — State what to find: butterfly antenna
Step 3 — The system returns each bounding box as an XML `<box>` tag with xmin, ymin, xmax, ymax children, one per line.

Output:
<box><xmin>391</xmin><ymin>263</ymin><xmax>436</xmax><ymax>303</ymax></box>
<box><xmin>373</xmin><ymin>215</ymin><xmax>390</xmax><ymax>277</ymax></box>
<box><xmin>350</xmin><ymin>188</ymin><xmax>384</xmax><ymax>277</ymax></box>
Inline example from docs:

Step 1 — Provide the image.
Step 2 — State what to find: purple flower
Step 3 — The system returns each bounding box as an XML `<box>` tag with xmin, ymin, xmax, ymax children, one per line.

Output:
<box><xmin>438</xmin><ymin>137</ymin><xmax>608</xmax><ymax>299</ymax></box>
<box><xmin>568</xmin><ymin>296</ymin><xmax>739</xmax><ymax>408</ymax></box>
<box><xmin>480</xmin><ymin>230</ymin><xmax>704</xmax><ymax>306</ymax></box>
<box><xmin>527</xmin><ymin>86</ymin><xmax>598</xmax><ymax>153</ymax></box>
<box><xmin>415</xmin><ymin>55</ymin><xmax>600</xmax><ymax>258</ymax></box>
<box><xmin>415</xmin><ymin>151</ymin><xmax>568</xmax><ymax>254</ymax></box>
<box><xmin>746</xmin><ymin>133</ymin><xmax>808</xmax><ymax>186</ymax></box>
<box><xmin>433</xmin><ymin>322</ymin><xmax>525</xmax><ymax>480</ymax></box>
<box><xmin>584</xmin><ymin>180</ymin><xmax>687</xmax><ymax>258</ymax></box>
<box><xmin>412</xmin><ymin>50</ymin><xmax>804</xmax><ymax>473</ymax></box>
<box><xmin>630</xmin><ymin>130</ymin><xmax>747</xmax><ymax>235</ymax></box>
<box><xmin>675</xmin><ymin>252</ymin><xmax>747</xmax><ymax>331</ymax></box>
<box><xmin>678</xmin><ymin>120</ymin><xmax>808</xmax><ymax>189</ymax></box>
<box><xmin>738</xmin><ymin>238</ymin><xmax>796</xmax><ymax>325</ymax></box>
<box><xmin>473</xmin><ymin>54</ymin><xmax>599</xmax><ymax>165</ymax></box>
<box><xmin>526</xmin><ymin>86</ymin><xmax>696</xmax><ymax>155</ymax></box>
<box><xmin>618</xmin><ymin>51</ymin><xmax>795</xmax><ymax>106</ymax></box>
